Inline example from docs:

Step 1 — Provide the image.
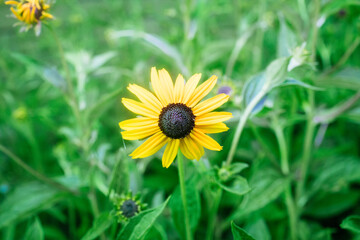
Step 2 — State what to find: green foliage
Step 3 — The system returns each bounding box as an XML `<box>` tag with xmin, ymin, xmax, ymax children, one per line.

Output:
<box><xmin>231</xmin><ymin>221</ymin><xmax>255</xmax><ymax>240</ymax></box>
<box><xmin>1</xmin><ymin>0</ymin><xmax>360</xmax><ymax>239</ymax></box>
<box><xmin>0</xmin><ymin>182</ymin><xmax>67</xmax><ymax>228</ymax></box>
<box><xmin>116</xmin><ymin>197</ymin><xmax>170</xmax><ymax>240</ymax></box>
<box><xmin>81</xmin><ymin>212</ymin><xmax>114</xmax><ymax>240</ymax></box>
<box><xmin>24</xmin><ymin>218</ymin><xmax>44</xmax><ymax>240</ymax></box>
<box><xmin>341</xmin><ymin>215</ymin><xmax>360</xmax><ymax>234</ymax></box>
<box><xmin>170</xmin><ymin>175</ymin><xmax>201</xmax><ymax>237</ymax></box>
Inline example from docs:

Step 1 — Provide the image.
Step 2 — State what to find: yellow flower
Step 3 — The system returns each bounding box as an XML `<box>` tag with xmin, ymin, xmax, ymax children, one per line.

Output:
<box><xmin>5</xmin><ymin>0</ymin><xmax>53</xmax><ymax>25</ymax></box>
<box><xmin>119</xmin><ymin>67</ymin><xmax>232</xmax><ymax>168</ymax></box>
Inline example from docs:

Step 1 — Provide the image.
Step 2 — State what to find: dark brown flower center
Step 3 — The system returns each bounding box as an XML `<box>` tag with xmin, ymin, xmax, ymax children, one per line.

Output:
<box><xmin>158</xmin><ymin>103</ymin><xmax>195</xmax><ymax>139</ymax></box>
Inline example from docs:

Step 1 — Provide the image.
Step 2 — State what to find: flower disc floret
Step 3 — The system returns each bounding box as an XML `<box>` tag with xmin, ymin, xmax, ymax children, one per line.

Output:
<box><xmin>159</xmin><ymin>103</ymin><xmax>195</xmax><ymax>139</ymax></box>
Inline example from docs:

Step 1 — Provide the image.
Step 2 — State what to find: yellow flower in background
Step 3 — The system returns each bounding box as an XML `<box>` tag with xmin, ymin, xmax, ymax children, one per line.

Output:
<box><xmin>119</xmin><ymin>67</ymin><xmax>232</xmax><ymax>168</ymax></box>
<box><xmin>5</xmin><ymin>0</ymin><xmax>53</xmax><ymax>32</ymax></box>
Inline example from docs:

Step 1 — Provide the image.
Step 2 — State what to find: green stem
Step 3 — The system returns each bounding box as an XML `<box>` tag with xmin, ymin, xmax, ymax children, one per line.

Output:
<box><xmin>310</xmin><ymin>0</ymin><xmax>320</xmax><ymax>62</ymax></box>
<box><xmin>226</xmin><ymin>88</ymin><xmax>267</xmax><ymax>165</ymax></box>
<box><xmin>284</xmin><ymin>186</ymin><xmax>298</xmax><ymax>240</ymax></box>
<box><xmin>296</xmin><ymin>91</ymin><xmax>315</xmax><ymax>204</ymax></box>
<box><xmin>272</xmin><ymin>116</ymin><xmax>297</xmax><ymax>240</ymax></box>
<box><xmin>177</xmin><ymin>151</ymin><xmax>192</xmax><ymax>240</ymax></box>
<box><xmin>0</xmin><ymin>144</ymin><xmax>78</xmax><ymax>195</ymax></box>
<box><xmin>205</xmin><ymin>189</ymin><xmax>222</xmax><ymax>240</ymax></box>
<box><xmin>45</xmin><ymin>24</ymin><xmax>82</xmax><ymax>127</ymax></box>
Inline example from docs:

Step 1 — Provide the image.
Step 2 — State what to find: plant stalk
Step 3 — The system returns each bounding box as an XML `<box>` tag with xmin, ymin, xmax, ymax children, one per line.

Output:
<box><xmin>296</xmin><ymin>90</ymin><xmax>315</xmax><ymax>203</ymax></box>
<box><xmin>272</xmin><ymin>116</ymin><xmax>297</xmax><ymax>240</ymax></box>
<box><xmin>177</xmin><ymin>151</ymin><xmax>193</xmax><ymax>240</ymax></box>
<box><xmin>226</xmin><ymin>88</ymin><xmax>267</xmax><ymax>165</ymax></box>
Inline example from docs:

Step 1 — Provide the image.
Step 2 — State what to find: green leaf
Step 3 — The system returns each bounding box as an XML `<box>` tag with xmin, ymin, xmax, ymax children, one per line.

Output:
<box><xmin>242</xmin><ymin>73</ymin><xmax>267</xmax><ymax>114</ymax></box>
<box><xmin>277</xmin><ymin>14</ymin><xmax>297</xmax><ymax>58</ymax></box>
<box><xmin>341</xmin><ymin>215</ymin><xmax>360</xmax><ymax>233</ymax></box>
<box><xmin>276</xmin><ymin>78</ymin><xmax>323</xmax><ymax>91</ymax></box>
<box><xmin>0</xmin><ymin>182</ymin><xmax>67</xmax><ymax>228</ymax></box>
<box><xmin>231</xmin><ymin>221</ymin><xmax>256</xmax><ymax>240</ymax></box>
<box><xmin>216</xmin><ymin>176</ymin><xmax>251</xmax><ymax>196</ymax></box>
<box><xmin>81</xmin><ymin>212</ymin><xmax>114</xmax><ymax>240</ymax></box>
<box><xmin>245</xmin><ymin>218</ymin><xmax>271</xmax><ymax>240</ymax></box>
<box><xmin>117</xmin><ymin>197</ymin><xmax>170</xmax><ymax>240</ymax></box>
<box><xmin>311</xmin><ymin>157</ymin><xmax>360</xmax><ymax>193</ymax></box>
<box><xmin>305</xmin><ymin>191</ymin><xmax>360</xmax><ymax>218</ymax></box>
<box><xmin>142</xmin><ymin>224</ymin><xmax>168</xmax><ymax>240</ymax></box>
<box><xmin>316</xmin><ymin>67</ymin><xmax>360</xmax><ymax>90</ymax></box>
<box><xmin>24</xmin><ymin>218</ymin><xmax>44</xmax><ymax>240</ymax></box>
<box><xmin>229</xmin><ymin>169</ymin><xmax>289</xmax><ymax>220</ymax></box>
<box><xmin>170</xmin><ymin>175</ymin><xmax>201</xmax><ymax>238</ymax></box>
<box><xmin>265</xmin><ymin>57</ymin><xmax>290</xmax><ymax>87</ymax></box>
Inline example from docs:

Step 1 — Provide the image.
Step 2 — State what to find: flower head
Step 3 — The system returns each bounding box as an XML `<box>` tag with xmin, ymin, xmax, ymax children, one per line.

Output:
<box><xmin>5</xmin><ymin>0</ymin><xmax>53</xmax><ymax>35</ymax></box>
<box><xmin>112</xmin><ymin>192</ymin><xmax>146</xmax><ymax>222</ymax></box>
<box><xmin>119</xmin><ymin>67</ymin><xmax>232</xmax><ymax>168</ymax></box>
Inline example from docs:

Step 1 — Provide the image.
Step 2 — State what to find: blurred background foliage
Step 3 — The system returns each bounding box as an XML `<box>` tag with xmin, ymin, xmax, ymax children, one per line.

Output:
<box><xmin>0</xmin><ymin>0</ymin><xmax>360</xmax><ymax>239</ymax></box>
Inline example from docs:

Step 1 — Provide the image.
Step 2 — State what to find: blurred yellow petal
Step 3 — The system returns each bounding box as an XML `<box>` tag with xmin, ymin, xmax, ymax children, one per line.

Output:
<box><xmin>183</xmin><ymin>135</ymin><xmax>203</xmax><ymax>160</ymax></box>
<box><xmin>158</xmin><ymin>69</ymin><xmax>174</xmax><ymax>105</ymax></box>
<box><xmin>192</xmin><ymin>94</ymin><xmax>229</xmax><ymax>116</ymax></box>
<box><xmin>179</xmin><ymin>139</ymin><xmax>194</xmax><ymax>160</ymax></box>
<box><xmin>10</xmin><ymin>7</ymin><xmax>22</xmax><ymax>21</ymax></box>
<box><xmin>191</xmin><ymin>128</ymin><xmax>222</xmax><ymax>151</ymax></box>
<box><xmin>5</xmin><ymin>1</ymin><xmax>19</xmax><ymax>5</ymax></box>
<box><xmin>174</xmin><ymin>74</ymin><xmax>185</xmax><ymax>103</ymax></box>
<box><xmin>119</xmin><ymin>117</ymin><xmax>158</xmax><ymax>130</ymax></box>
<box><xmin>182</xmin><ymin>73</ymin><xmax>201</xmax><ymax>105</ymax></box>
<box><xmin>122</xmin><ymin>98</ymin><xmax>159</xmax><ymax>118</ymax></box>
<box><xmin>196</xmin><ymin>123</ymin><xmax>229</xmax><ymax>133</ymax></box>
<box><xmin>162</xmin><ymin>139</ymin><xmax>180</xmax><ymax>168</ymax></box>
<box><xmin>121</xmin><ymin>127</ymin><xmax>160</xmax><ymax>140</ymax></box>
<box><xmin>187</xmin><ymin>75</ymin><xmax>217</xmax><ymax>108</ymax></box>
<box><xmin>195</xmin><ymin>112</ymin><xmax>233</xmax><ymax>125</ymax></box>
<box><xmin>150</xmin><ymin>67</ymin><xmax>168</xmax><ymax>107</ymax></box>
<box><xmin>42</xmin><ymin>12</ymin><xmax>53</xmax><ymax>19</ymax></box>
<box><xmin>130</xmin><ymin>132</ymin><xmax>168</xmax><ymax>158</ymax></box>
<box><xmin>128</xmin><ymin>84</ymin><xmax>163</xmax><ymax>112</ymax></box>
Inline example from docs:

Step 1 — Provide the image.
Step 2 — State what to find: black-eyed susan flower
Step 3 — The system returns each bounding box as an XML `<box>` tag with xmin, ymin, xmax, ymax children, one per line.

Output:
<box><xmin>119</xmin><ymin>67</ymin><xmax>232</xmax><ymax>168</ymax></box>
<box><xmin>5</xmin><ymin>0</ymin><xmax>53</xmax><ymax>34</ymax></box>
<box><xmin>112</xmin><ymin>192</ymin><xmax>146</xmax><ymax>222</ymax></box>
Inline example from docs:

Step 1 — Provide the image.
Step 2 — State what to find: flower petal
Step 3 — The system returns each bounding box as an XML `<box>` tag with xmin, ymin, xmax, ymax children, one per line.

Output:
<box><xmin>158</xmin><ymin>69</ymin><xmax>174</xmax><ymax>105</ymax></box>
<box><xmin>5</xmin><ymin>1</ymin><xmax>20</xmax><ymax>5</ymax></box>
<box><xmin>130</xmin><ymin>132</ymin><xmax>168</xmax><ymax>158</ymax></box>
<box><xmin>174</xmin><ymin>74</ymin><xmax>185</xmax><ymax>103</ymax></box>
<box><xmin>179</xmin><ymin>139</ymin><xmax>194</xmax><ymax>160</ymax></box>
<box><xmin>183</xmin><ymin>135</ymin><xmax>204</xmax><ymax>160</ymax></box>
<box><xmin>182</xmin><ymin>73</ymin><xmax>201</xmax><ymax>105</ymax></box>
<box><xmin>195</xmin><ymin>112</ymin><xmax>233</xmax><ymax>125</ymax></box>
<box><xmin>128</xmin><ymin>84</ymin><xmax>163</xmax><ymax>112</ymax></box>
<box><xmin>195</xmin><ymin>123</ymin><xmax>229</xmax><ymax>133</ymax></box>
<box><xmin>119</xmin><ymin>117</ymin><xmax>158</xmax><ymax>131</ymax></box>
<box><xmin>187</xmin><ymin>75</ymin><xmax>217</xmax><ymax>108</ymax></box>
<box><xmin>151</xmin><ymin>67</ymin><xmax>167</xmax><ymax>107</ymax></box>
<box><xmin>121</xmin><ymin>126</ymin><xmax>160</xmax><ymax>140</ymax></box>
<box><xmin>190</xmin><ymin>128</ymin><xmax>222</xmax><ymax>151</ymax></box>
<box><xmin>162</xmin><ymin>139</ymin><xmax>180</xmax><ymax>168</ymax></box>
<box><xmin>122</xmin><ymin>98</ymin><xmax>159</xmax><ymax>118</ymax></box>
<box><xmin>192</xmin><ymin>94</ymin><xmax>229</xmax><ymax>116</ymax></box>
